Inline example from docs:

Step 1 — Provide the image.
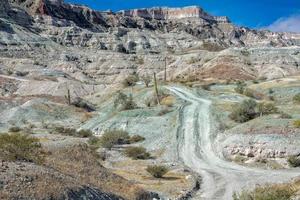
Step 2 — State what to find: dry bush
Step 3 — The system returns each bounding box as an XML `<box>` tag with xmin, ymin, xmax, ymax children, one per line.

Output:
<box><xmin>288</xmin><ymin>156</ymin><xmax>300</xmax><ymax>167</ymax></box>
<box><xmin>0</xmin><ymin>133</ymin><xmax>45</xmax><ymax>164</ymax></box>
<box><xmin>161</xmin><ymin>96</ymin><xmax>175</xmax><ymax>107</ymax></box>
<box><xmin>122</xmin><ymin>74</ymin><xmax>139</xmax><ymax>87</ymax></box>
<box><xmin>146</xmin><ymin>165</ymin><xmax>169</xmax><ymax>178</ymax></box>
<box><xmin>293</xmin><ymin>120</ymin><xmax>300</xmax><ymax>128</ymax></box>
<box><xmin>230</xmin><ymin>99</ymin><xmax>257</xmax><ymax>123</ymax></box>
<box><xmin>293</xmin><ymin>93</ymin><xmax>300</xmax><ymax>104</ymax></box>
<box><xmin>124</xmin><ymin>146</ymin><xmax>150</xmax><ymax>160</ymax></box>
<box><xmin>99</xmin><ymin>130</ymin><xmax>131</xmax><ymax>149</ymax></box>
<box><xmin>233</xmin><ymin>183</ymin><xmax>297</xmax><ymax>200</ymax></box>
<box><xmin>129</xmin><ymin>135</ymin><xmax>145</xmax><ymax>143</ymax></box>
<box><xmin>45</xmin><ymin>144</ymin><xmax>145</xmax><ymax>200</ymax></box>
<box><xmin>114</xmin><ymin>92</ymin><xmax>137</xmax><ymax>111</ymax></box>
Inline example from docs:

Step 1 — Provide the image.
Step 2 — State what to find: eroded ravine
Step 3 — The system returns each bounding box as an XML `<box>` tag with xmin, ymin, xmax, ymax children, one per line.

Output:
<box><xmin>167</xmin><ymin>86</ymin><xmax>300</xmax><ymax>200</ymax></box>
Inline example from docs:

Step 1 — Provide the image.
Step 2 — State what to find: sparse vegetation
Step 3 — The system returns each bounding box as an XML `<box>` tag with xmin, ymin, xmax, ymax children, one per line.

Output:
<box><xmin>124</xmin><ymin>146</ymin><xmax>150</xmax><ymax>159</ymax></box>
<box><xmin>0</xmin><ymin>133</ymin><xmax>45</xmax><ymax>164</ymax></box>
<box><xmin>114</xmin><ymin>92</ymin><xmax>137</xmax><ymax>111</ymax></box>
<box><xmin>129</xmin><ymin>135</ymin><xmax>145</xmax><ymax>143</ymax></box>
<box><xmin>146</xmin><ymin>165</ymin><xmax>169</xmax><ymax>178</ymax></box>
<box><xmin>8</xmin><ymin>126</ymin><xmax>21</xmax><ymax>132</ymax></box>
<box><xmin>141</xmin><ymin>75</ymin><xmax>151</xmax><ymax>87</ymax></box>
<box><xmin>287</xmin><ymin>155</ymin><xmax>300</xmax><ymax>167</ymax></box>
<box><xmin>293</xmin><ymin>120</ymin><xmax>300</xmax><ymax>128</ymax></box>
<box><xmin>234</xmin><ymin>81</ymin><xmax>247</xmax><ymax>94</ymax></box>
<box><xmin>53</xmin><ymin>126</ymin><xmax>93</xmax><ymax>138</ymax></box>
<box><xmin>122</xmin><ymin>74</ymin><xmax>139</xmax><ymax>87</ymax></box>
<box><xmin>257</xmin><ymin>102</ymin><xmax>278</xmax><ymax>116</ymax></box>
<box><xmin>72</xmin><ymin>97</ymin><xmax>96</xmax><ymax>112</ymax></box>
<box><xmin>98</xmin><ymin>130</ymin><xmax>145</xmax><ymax>149</ymax></box>
<box><xmin>230</xmin><ymin>99</ymin><xmax>257</xmax><ymax>123</ymax></box>
<box><xmin>233</xmin><ymin>183</ymin><xmax>297</xmax><ymax>200</ymax></box>
<box><xmin>243</xmin><ymin>88</ymin><xmax>255</xmax><ymax>98</ymax></box>
<box><xmin>99</xmin><ymin>130</ymin><xmax>130</xmax><ymax>149</ymax></box>
<box><xmin>293</xmin><ymin>93</ymin><xmax>300</xmax><ymax>104</ymax></box>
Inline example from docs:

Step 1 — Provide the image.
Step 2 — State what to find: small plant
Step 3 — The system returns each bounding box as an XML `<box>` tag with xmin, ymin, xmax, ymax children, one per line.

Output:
<box><xmin>293</xmin><ymin>120</ymin><xmax>300</xmax><ymax>128</ymax></box>
<box><xmin>243</xmin><ymin>88</ymin><xmax>255</xmax><ymax>98</ymax></box>
<box><xmin>141</xmin><ymin>75</ymin><xmax>151</xmax><ymax>87</ymax></box>
<box><xmin>114</xmin><ymin>92</ymin><xmax>137</xmax><ymax>111</ymax></box>
<box><xmin>287</xmin><ymin>155</ymin><xmax>300</xmax><ymax>167</ymax></box>
<box><xmin>129</xmin><ymin>135</ymin><xmax>145</xmax><ymax>143</ymax></box>
<box><xmin>293</xmin><ymin>93</ymin><xmax>300</xmax><ymax>104</ymax></box>
<box><xmin>0</xmin><ymin>133</ymin><xmax>45</xmax><ymax>164</ymax></box>
<box><xmin>233</xmin><ymin>183</ymin><xmax>296</xmax><ymax>200</ymax></box>
<box><xmin>76</xmin><ymin>129</ymin><xmax>93</xmax><ymax>138</ymax></box>
<box><xmin>257</xmin><ymin>102</ymin><xmax>278</xmax><ymax>116</ymax></box>
<box><xmin>279</xmin><ymin>112</ymin><xmax>292</xmax><ymax>119</ymax></box>
<box><xmin>124</xmin><ymin>146</ymin><xmax>150</xmax><ymax>160</ymax></box>
<box><xmin>146</xmin><ymin>165</ymin><xmax>169</xmax><ymax>178</ymax></box>
<box><xmin>234</xmin><ymin>81</ymin><xmax>246</xmax><ymax>94</ymax></box>
<box><xmin>122</xmin><ymin>74</ymin><xmax>139</xmax><ymax>87</ymax></box>
<box><xmin>9</xmin><ymin>126</ymin><xmax>21</xmax><ymax>132</ymax></box>
<box><xmin>99</xmin><ymin>130</ymin><xmax>131</xmax><ymax>149</ymax></box>
<box><xmin>230</xmin><ymin>99</ymin><xmax>257</xmax><ymax>123</ymax></box>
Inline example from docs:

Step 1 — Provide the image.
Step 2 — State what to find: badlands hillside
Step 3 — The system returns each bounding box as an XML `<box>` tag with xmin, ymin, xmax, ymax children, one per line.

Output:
<box><xmin>0</xmin><ymin>0</ymin><xmax>300</xmax><ymax>199</ymax></box>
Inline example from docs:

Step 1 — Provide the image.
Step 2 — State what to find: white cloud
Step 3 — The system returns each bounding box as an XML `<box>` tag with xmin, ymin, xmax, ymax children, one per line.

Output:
<box><xmin>266</xmin><ymin>14</ymin><xmax>300</xmax><ymax>33</ymax></box>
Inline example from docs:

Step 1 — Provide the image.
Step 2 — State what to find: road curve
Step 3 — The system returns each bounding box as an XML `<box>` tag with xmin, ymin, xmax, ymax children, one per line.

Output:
<box><xmin>166</xmin><ymin>86</ymin><xmax>300</xmax><ymax>200</ymax></box>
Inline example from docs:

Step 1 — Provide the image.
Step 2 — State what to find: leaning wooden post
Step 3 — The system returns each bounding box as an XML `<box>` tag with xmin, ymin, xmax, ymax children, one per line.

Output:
<box><xmin>153</xmin><ymin>72</ymin><xmax>160</xmax><ymax>105</ymax></box>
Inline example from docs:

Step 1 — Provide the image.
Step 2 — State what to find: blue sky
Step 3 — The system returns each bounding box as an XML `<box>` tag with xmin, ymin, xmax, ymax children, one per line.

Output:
<box><xmin>66</xmin><ymin>0</ymin><xmax>300</xmax><ymax>32</ymax></box>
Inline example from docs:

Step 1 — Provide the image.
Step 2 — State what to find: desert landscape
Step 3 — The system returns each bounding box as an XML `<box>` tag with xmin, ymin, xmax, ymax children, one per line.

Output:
<box><xmin>0</xmin><ymin>0</ymin><xmax>300</xmax><ymax>199</ymax></box>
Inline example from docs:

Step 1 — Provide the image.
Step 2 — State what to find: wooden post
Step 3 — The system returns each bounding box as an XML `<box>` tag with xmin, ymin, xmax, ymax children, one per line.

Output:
<box><xmin>153</xmin><ymin>72</ymin><xmax>160</xmax><ymax>105</ymax></box>
<box><xmin>65</xmin><ymin>87</ymin><xmax>71</xmax><ymax>105</ymax></box>
<box><xmin>164</xmin><ymin>56</ymin><xmax>167</xmax><ymax>82</ymax></box>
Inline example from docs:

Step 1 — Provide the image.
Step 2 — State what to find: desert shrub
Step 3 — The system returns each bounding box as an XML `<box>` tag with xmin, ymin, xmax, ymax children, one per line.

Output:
<box><xmin>252</xmin><ymin>80</ymin><xmax>259</xmax><ymax>84</ymax></box>
<box><xmin>230</xmin><ymin>99</ymin><xmax>257</xmax><ymax>123</ymax></box>
<box><xmin>243</xmin><ymin>88</ymin><xmax>255</xmax><ymax>98</ymax></box>
<box><xmin>0</xmin><ymin>133</ymin><xmax>44</xmax><ymax>164</ymax></box>
<box><xmin>124</xmin><ymin>146</ymin><xmax>150</xmax><ymax>160</ymax></box>
<box><xmin>279</xmin><ymin>112</ymin><xmax>292</xmax><ymax>119</ymax></box>
<box><xmin>233</xmin><ymin>183</ymin><xmax>296</xmax><ymax>200</ymax></box>
<box><xmin>141</xmin><ymin>75</ymin><xmax>151</xmax><ymax>87</ymax></box>
<box><xmin>257</xmin><ymin>102</ymin><xmax>278</xmax><ymax>116</ymax></box>
<box><xmin>161</xmin><ymin>96</ymin><xmax>174</xmax><ymax>107</ymax></box>
<box><xmin>88</xmin><ymin>136</ymin><xmax>101</xmax><ymax>146</ymax></box>
<box><xmin>99</xmin><ymin>130</ymin><xmax>130</xmax><ymax>149</ymax></box>
<box><xmin>122</xmin><ymin>74</ymin><xmax>139</xmax><ymax>87</ymax></box>
<box><xmin>72</xmin><ymin>97</ymin><xmax>96</xmax><ymax>112</ymax></box>
<box><xmin>129</xmin><ymin>135</ymin><xmax>145</xmax><ymax>143</ymax></box>
<box><xmin>201</xmin><ymin>84</ymin><xmax>211</xmax><ymax>91</ymax></box>
<box><xmin>158</xmin><ymin>108</ymin><xmax>171</xmax><ymax>116</ymax></box>
<box><xmin>114</xmin><ymin>92</ymin><xmax>137</xmax><ymax>111</ymax></box>
<box><xmin>76</xmin><ymin>129</ymin><xmax>93</xmax><ymax>138</ymax></box>
<box><xmin>54</xmin><ymin>127</ymin><xmax>93</xmax><ymax>138</ymax></box>
<box><xmin>293</xmin><ymin>93</ymin><xmax>300</xmax><ymax>104</ymax></box>
<box><xmin>293</xmin><ymin>120</ymin><xmax>300</xmax><ymax>128</ymax></box>
<box><xmin>234</xmin><ymin>81</ymin><xmax>246</xmax><ymax>94</ymax></box>
<box><xmin>287</xmin><ymin>155</ymin><xmax>300</xmax><ymax>167</ymax></box>
<box><xmin>146</xmin><ymin>165</ymin><xmax>169</xmax><ymax>178</ymax></box>
<box><xmin>9</xmin><ymin>126</ymin><xmax>21</xmax><ymax>132</ymax></box>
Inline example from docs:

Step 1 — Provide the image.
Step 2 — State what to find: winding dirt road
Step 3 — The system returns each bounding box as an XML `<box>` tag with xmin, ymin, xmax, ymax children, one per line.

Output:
<box><xmin>167</xmin><ymin>86</ymin><xmax>300</xmax><ymax>200</ymax></box>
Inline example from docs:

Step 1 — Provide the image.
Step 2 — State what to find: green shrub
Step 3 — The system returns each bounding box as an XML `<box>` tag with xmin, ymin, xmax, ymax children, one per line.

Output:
<box><xmin>230</xmin><ymin>99</ymin><xmax>257</xmax><ymax>123</ymax></box>
<box><xmin>129</xmin><ymin>135</ymin><xmax>145</xmax><ymax>143</ymax></box>
<box><xmin>234</xmin><ymin>81</ymin><xmax>246</xmax><ymax>94</ymax></box>
<box><xmin>279</xmin><ymin>112</ymin><xmax>292</xmax><ymax>119</ymax></box>
<box><xmin>76</xmin><ymin>129</ymin><xmax>93</xmax><ymax>138</ymax></box>
<box><xmin>0</xmin><ymin>133</ymin><xmax>44</xmax><ymax>164</ymax></box>
<box><xmin>293</xmin><ymin>120</ymin><xmax>300</xmax><ymax>128</ymax></box>
<box><xmin>114</xmin><ymin>92</ymin><xmax>137</xmax><ymax>111</ymax></box>
<box><xmin>146</xmin><ymin>165</ymin><xmax>169</xmax><ymax>178</ymax></box>
<box><xmin>124</xmin><ymin>146</ymin><xmax>150</xmax><ymax>159</ymax></box>
<box><xmin>243</xmin><ymin>88</ymin><xmax>255</xmax><ymax>98</ymax></box>
<box><xmin>288</xmin><ymin>156</ymin><xmax>300</xmax><ymax>167</ymax></box>
<box><xmin>9</xmin><ymin>126</ymin><xmax>21</xmax><ymax>133</ymax></box>
<box><xmin>99</xmin><ymin>130</ymin><xmax>130</xmax><ymax>149</ymax></box>
<box><xmin>233</xmin><ymin>183</ymin><xmax>296</xmax><ymax>200</ymax></box>
<box><xmin>293</xmin><ymin>93</ymin><xmax>300</xmax><ymax>104</ymax></box>
<box><xmin>122</xmin><ymin>74</ymin><xmax>139</xmax><ymax>87</ymax></box>
<box><xmin>257</xmin><ymin>102</ymin><xmax>278</xmax><ymax>116</ymax></box>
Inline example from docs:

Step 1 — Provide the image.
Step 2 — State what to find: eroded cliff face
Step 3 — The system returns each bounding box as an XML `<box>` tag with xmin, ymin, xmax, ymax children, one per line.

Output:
<box><xmin>118</xmin><ymin>6</ymin><xmax>230</xmax><ymax>23</ymax></box>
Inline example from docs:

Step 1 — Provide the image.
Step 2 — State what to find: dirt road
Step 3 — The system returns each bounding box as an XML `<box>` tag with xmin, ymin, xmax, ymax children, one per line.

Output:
<box><xmin>167</xmin><ymin>86</ymin><xmax>300</xmax><ymax>200</ymax></box>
